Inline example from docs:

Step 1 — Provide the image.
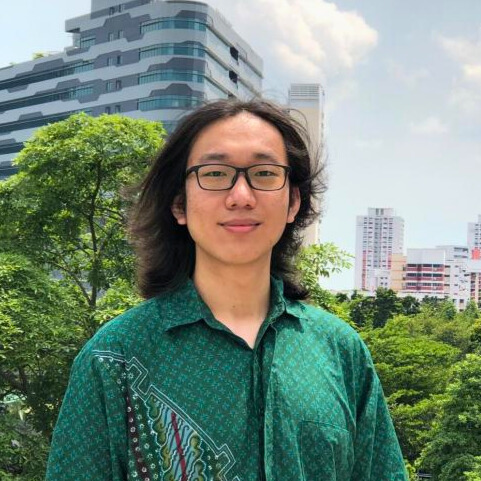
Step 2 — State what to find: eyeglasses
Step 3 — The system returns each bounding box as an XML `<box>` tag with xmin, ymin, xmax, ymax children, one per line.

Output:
<box><xmin>185</xmin><ymin>164</ymin><xmax>291</xmax><ymax>191</ymax></box>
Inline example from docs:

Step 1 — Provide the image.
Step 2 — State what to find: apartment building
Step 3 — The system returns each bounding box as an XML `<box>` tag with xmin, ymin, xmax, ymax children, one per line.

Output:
<box><xmin>468</xmin><ymin>215</ymin><xmax>481</xmax><ymax>259</ymax></box>
<box><xmin>0</xmin><ymin>0</ymin><xmax>263</xmax><ymax>179</ymax></box>
<box><xmin>354</xmin><ymin>208</ymin><xmax>404</xmax><ymax>292</ymax></box>
<box><xmin>402</xmin><ymin>246</ymin><xmax>470</xmax><ymax>309</ymax></box>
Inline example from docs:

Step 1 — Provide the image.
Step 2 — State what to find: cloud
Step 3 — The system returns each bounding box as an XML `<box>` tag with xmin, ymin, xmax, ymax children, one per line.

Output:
<box><xmin>207</xmin><ymin>0</ymin><xmax>378</xmax><ymax>90</ymax></box>
<box><xmin>438</xmin><ymin>29</ymin><xmax>481</xmax><ymax>114</ymax></box>
<box><xmin>410</xmin><ymin>116</ymin><xmax>449</xmax><ymax>135</ymax></box>
<box><xmin>387</xmin><ymin>60</ymin><xmax>429</xmax><ymax>87</ymax></box>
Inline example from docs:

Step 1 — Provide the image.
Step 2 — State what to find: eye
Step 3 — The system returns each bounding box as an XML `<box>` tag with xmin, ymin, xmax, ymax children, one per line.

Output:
<box><xmin>255</xmin><ymin>170</ymin><xmax>277</xmax><ymax>176</ymax></box>
<box><xmin>251</xmin><ymin>167</ymin><xmax>281</xmax><ymax>177</ymax></box>
<box><xmin>202</xmin><ymin>170</ymin><xmax>227</xmax><ymax>177</ymax></box>
<box><xmin>199</xmin><ymin>166</ymin><xmax>230</xmax><ymax>177</ymax></box>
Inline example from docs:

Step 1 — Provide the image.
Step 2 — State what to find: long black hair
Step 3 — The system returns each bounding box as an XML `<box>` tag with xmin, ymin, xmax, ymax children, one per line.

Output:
<box><xmin>129</xmin><ymin>98</ymin><xmax>325</xmax><ymax>300</ymax></box>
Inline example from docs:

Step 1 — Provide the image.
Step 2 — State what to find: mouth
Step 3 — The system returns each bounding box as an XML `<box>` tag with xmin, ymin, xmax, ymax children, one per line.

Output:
<box><xmin>219</xmin><ymin>220</ymin><xmax>261</xmax><ymax>233</ymax></box>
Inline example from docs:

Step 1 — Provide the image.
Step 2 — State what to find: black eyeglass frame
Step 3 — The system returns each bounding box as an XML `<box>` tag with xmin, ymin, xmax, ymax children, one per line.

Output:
<box><xmin>185</xmin><ymin>163</ymin><xmax>292</xmax><ymax>191</ymax></box>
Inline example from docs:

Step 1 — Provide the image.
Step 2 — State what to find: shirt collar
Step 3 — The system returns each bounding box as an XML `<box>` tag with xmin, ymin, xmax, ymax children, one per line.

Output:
<box><xmin>154</xmin><ymin>276</ymin><xmax>306</xmax><ymax>333</ymax></box>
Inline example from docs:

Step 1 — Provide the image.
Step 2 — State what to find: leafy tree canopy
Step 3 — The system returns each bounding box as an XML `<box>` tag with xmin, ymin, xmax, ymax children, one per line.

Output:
<box><xmin>0</xmin><ymin>253</ymin><xmax>86</xmax><ymax>436</ymax></box>
<box><xmin>0</xmin><ymin>113</ymin><xmax>165</xmax><ymax>315</ymax></box>
<box><xmin>418</xmin><ymin>354</ymin><xmax>481</xmax><ymax>481</ymax></box>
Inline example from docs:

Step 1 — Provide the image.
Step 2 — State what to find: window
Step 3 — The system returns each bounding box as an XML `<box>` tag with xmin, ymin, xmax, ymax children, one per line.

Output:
<box><xmin>138</xmin><ymin>69</ymin><xmax>204</xmax><ymax>84</ymax></box>
<box><xmin>116</xmin><ymin>55</ymin><xmax>122</xmax><ymax>65</ymax></box>
<box><xmin>139</xmin><ymin>42</ymin><xmax>205</xmax><ymax>60</ymax></box>
<box><xmin>229</xmin><ymin>71</ymin><xmax>238</xmax><ymax>84</ymax></box>
<box><xmin>138</xmin><ymin>95</ymin><xmax>202</xmax><ymax>111</ymax></box>
<box><xmin>119</xmin><ymin>4</ymin><xmax>125</xmax><ymax>12</ymax></box>
<box><xmin>107</xmin><ymin>57</ymin><xmax>115</xmax><ymax>66</ymax></box>
<box><xmin>230</xmin><ymin>47</ymin><xmax>239</xmax><ymax>61</ymax></box>
<box><xmin>108</xmin><ymin>32</ymin><xmax>115</xmax><ymax>42</ymax></box>
<box><xmin>140</xmin><ymin>18</ymin><xmax>207</xmax><ymax>34</ymax></box>
<box><xmin>80</xmin><ymin>36</ymin><xmax>96</xmax><ymax>48</ymax></box>
<box><xmin>115</xmin><ymin>80</ymin><xmax>122</xmax><ymax>90</ymax></box>
<box><xmin>114</xmin><ymin>105</ymin><xmax>121</xmax><ymax>113</ymax></box>
<box><xmin>109</xmin><ymin>6</ymin><xmax>115</xmax><ymax>15</ymax></box>
<box><xmin>105</xmin><ymin>106</ymin><xmax>112</xmax><ymax>114</ymax></box>
<box><xmin>0</xmin><ymin>61</ymin><xmax>94</xmax><ymax>91</ymax></box>
<box><xmin>118</xmin><ymin>30</ymin><xmax>124</xmax><ymax>39</ymax></box>
<box><xmin>106</xmin><ymin>81</ymin><xmax>115</xmax><ymax>92</ymax></box>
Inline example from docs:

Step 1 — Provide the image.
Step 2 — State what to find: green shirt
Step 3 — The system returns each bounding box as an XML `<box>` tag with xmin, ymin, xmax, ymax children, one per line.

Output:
<box><xmin>46</xmin><ymin>278</ymin><xmax>407</xmax><ymax>481</ymax></box>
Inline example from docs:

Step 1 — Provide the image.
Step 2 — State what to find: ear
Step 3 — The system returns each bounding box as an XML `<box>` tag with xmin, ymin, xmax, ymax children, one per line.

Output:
<box><xmin>171</xmin><ymin>196</ymin><xmax>187</xmax><ymax>225</ymax></box>
<box><xmin>287</xmin><ymin>186</ymin><xmax>301</xmax><ymax>224</ymax></box>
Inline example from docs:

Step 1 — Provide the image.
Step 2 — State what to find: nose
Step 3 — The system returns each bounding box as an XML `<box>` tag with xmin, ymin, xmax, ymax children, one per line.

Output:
<box><xmin>225</xmin><ymin>172</ymin><xmax>256</xmax><ymax>209</ymax></box>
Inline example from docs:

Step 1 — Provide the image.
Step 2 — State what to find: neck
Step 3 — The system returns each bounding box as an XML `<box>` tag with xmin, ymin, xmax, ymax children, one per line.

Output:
<box><xmin>192</xmin><ymin>258</ymin><xmax>271</xmax><ymax>348</ymax></box>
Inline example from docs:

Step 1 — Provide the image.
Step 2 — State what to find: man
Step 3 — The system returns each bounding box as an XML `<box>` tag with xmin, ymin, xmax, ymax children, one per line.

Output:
<box><xmin>46</xmin><ymin>99</ymin><xmax>407</xmax><ymax>480</ymax></box>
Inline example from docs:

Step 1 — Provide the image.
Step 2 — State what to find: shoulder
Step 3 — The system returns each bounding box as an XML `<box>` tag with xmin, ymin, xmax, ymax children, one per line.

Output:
<box><xmin>77</xmin><ymin>297</ymin><xmax>161</xmax><ymax>360</ymax></box>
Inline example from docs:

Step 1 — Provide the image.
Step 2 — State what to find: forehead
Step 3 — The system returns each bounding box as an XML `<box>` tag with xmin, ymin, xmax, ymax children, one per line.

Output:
<box><xmin>188</xmin><ymin>112</ymin><xmax>287</xmax><ymax>165</ymax></box>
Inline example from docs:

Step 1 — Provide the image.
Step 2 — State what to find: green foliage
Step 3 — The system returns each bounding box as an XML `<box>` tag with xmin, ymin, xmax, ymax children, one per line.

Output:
<box><xmin>0</xmin><ymin>403</ymin><xmax>49</xmax><ymax>481</ymax></box>
<box><xmin>465</xmin><ymin>457</ymin><xmax>481</xmax><ymax>481</ymax></box>
<box><xmin>296</xmin><ymin>243</ymin><xmax>353</xmax><ymax>324</ymax></box>
<box><xmin>372</xmin><ymin>288</ymin><xmax>402</xmax><ymax>328</ymax></box>
<box><xmin>0</xmin><ymin>253</ymin><xmax>85</xmax><ymax>436</ymax></box>
<box><xmin>417</xmin><ymin>354</ymin><xmax>481</xmax><ymax>481</ymax></box>
<box><xmin>349</xmin><ymin>295</ymin><xmax>375</xmax><ymax>328</ymax></box>
<box><xmin>400</xmin><ymin>295</ymin><xmax>421</xmax><ymax>316</ymax></box>
<box><xmin>0</xmin><ymin>254</ymin><xmax>88</xmax><ymax>478</ymax></box>
<box><xmin>362</xmin><ymin>315</ymin><xmax>460</xmax><ymax>462</ymax></box>
<box><xmin>0</xmin><ymin>113</ymin><xmax>165</xmax><ymax>312</ymax></box>
<box><xmin>93</xmin><ymin>279</ymin><xmax>142</xmax><ymax>326</ymax></box>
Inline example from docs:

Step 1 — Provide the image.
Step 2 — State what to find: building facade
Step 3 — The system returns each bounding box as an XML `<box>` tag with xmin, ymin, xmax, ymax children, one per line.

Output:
<box><xmin>0</xmin><ymin>0</ymin><xmax>263</xmax><ymax>179</ymax></box>
<box><xmin>286</xmin><ymin>83</ymin><xmax>324</xmax><ymax>245</ymax></box>
<box><xmin>468</xmin><ymin>214</ymin><xmax>481</xmax><ymax>259</ymax></box>
<box><xmin>354</xmin><ymin>208</ymin><xmax>404</xmax><ymax>292</ymax></box>
<box><xmin>402</xmin><ymin>246</ymin><xmax>470</xmax><ymax>309</ymax></box>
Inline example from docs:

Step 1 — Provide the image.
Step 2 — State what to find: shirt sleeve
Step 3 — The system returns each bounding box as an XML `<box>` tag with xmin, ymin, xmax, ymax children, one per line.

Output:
<box><xmin>45</xmin><ymin>347</ymin><xmax>128</xmax><ymax>481</ymax></box>
<box><xmin>350</xmin><ymin>344</ymin><xmax>408</xmax><ymax>481</ymax></box>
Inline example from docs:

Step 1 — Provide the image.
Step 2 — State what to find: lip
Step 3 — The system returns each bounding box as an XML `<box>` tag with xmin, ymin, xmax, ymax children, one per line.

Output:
<box><xmin>219</xmin><ymin>219</ymin><xmax>261</xmax><ymax>233</ymax></box>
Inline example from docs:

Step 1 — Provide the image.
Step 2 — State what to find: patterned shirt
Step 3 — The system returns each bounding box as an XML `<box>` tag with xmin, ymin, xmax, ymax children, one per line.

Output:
<box><xmin>46</xmin><ymin>277</ymin><xmax>407</xmax><ymax>481</ymax></box>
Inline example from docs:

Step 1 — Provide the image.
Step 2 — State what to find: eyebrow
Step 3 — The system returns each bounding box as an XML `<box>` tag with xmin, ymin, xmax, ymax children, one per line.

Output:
<box><xmin>197</xmin><ymin>152</ymin><xmax>283</xmax><ymax>164</ymax></box>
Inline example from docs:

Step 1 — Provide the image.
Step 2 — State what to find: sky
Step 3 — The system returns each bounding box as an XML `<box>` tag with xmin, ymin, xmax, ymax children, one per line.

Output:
<box><xmin>1</xmin><ymin>0</ymin><xmax>480</xmax><ymax>289</ymax></box>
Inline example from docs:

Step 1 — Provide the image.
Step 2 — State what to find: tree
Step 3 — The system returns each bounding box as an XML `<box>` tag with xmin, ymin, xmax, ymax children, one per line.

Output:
<box><xmin>0</xmin><ymin>113</ymin><xmax>165</xmax><ymax>333</ymax></box>
<box><xmin>400</xmin><ymin>295</ymin><xmax>421</xmax><ymax>316</ymax></box>
<box><xmin>349</xmin><ymin>295</ymin><xmax>375</xmax><ymax>328</ymax></box>
<box><xmin>372</xmin><ymin>287</ymin><xmax>402</xmax><ymax>328</ymax></box>
<box><xmin>465</xmin><ymin>457</ymin><xmax>481</xmax><ymax>481</ymax></box>
<box><xmin>0</xmin><ymin>253</ymin><xmax>85</xmax><ymax>436</ymax></box>
<box><xmin>362</xmin><ymin>315</ymin><xmax>460</xmax><ymax>462</ymax></box>
<box><xmin>296</xmin><ymin>243</ymin><xmax>353</xmax><ymax>324</ymax></box>
<box><xmin>417</xmin><ymin>354</ymin><xmax>481</xmax><ymax>481</ymax></box>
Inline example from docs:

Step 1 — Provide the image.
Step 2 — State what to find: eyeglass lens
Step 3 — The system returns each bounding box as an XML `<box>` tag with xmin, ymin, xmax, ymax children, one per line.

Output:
<box><xmin>196</xmin><ymin>164</ymin><xmax>287</xmax><ymax>191</ymax></box>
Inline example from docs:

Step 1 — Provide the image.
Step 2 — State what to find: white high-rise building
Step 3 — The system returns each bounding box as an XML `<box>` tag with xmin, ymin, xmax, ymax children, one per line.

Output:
<box><xmin>468</xmin><ymin>215</ymin><xmax>481</xmax><ymax>259</ymax></box>
<box><xmin>286</xmin><ymin>83</ymin><xmax>324</xmax><ymax>246</ymax></box>
<box><xmin>355</xmin><ymin>208</ymin><xmax>404</xmax><ymax>292</ymax></box>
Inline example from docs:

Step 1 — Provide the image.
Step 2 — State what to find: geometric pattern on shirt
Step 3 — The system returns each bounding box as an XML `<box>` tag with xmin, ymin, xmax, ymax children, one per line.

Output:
<box><xmin>93</xmin><ymin>350</ymin><xmax>241</xmax><ymax>481</ymax></box>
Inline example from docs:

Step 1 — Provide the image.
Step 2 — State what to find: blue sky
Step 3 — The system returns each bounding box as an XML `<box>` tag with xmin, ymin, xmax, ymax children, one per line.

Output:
<box><xmin>1</xmin><ymin>0</ymin><xmax>480</xmax><ymax>289</ymax></box>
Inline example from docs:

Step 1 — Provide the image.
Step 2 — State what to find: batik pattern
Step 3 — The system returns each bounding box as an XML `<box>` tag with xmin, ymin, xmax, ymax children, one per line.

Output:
<box><xmin>93</xmin><ymin>350</ymin><xmax>240</xmax><ymax>481</ymax></box>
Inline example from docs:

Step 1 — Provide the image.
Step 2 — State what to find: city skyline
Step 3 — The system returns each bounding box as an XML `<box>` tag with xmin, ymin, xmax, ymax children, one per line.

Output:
<box><xmin>1</xmin><ymin>0</ymin><xmax>480</xmax><ymax>290</ymax></box>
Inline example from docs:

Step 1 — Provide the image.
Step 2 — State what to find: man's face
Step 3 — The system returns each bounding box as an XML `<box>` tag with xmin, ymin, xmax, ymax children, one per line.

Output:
<box><xmin>172</xmin><ymin>112</ymin><xmax>300</xmax><ymax>271</ymax></box>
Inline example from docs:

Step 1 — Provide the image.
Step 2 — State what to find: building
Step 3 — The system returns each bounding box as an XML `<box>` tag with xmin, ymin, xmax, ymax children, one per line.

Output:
<box><xmin>467</xmin><ymin>259</ymin><xmax>481</xmax><ymax>307</ymax></box>
<box><xmin>468</xmin><ymin>214</ymin><xmax>481</xmax><ymax>259</ymax></box>
<box><xmin>0</xmin><ymin>0</ymin><xmax>263</xmax><ymax>179</ymax></box>
<box><xmin>354</xmin><ymin>208</ymin><xmax>404</xmax><ymax>292</ymax></box>
<box><xmin>286</xmin><ymin>83</ymin><xmax>324</xmax><ymax>245</ymax></box>
<box><xmin>402</xmin><ymin>246</ymin><xmax>470</xmax><ymax>309</ymax></box>
<box><xmin>402</xmin><ymin>248</ymin><xmax>447</xmax><ymax>298</ymax></box>
<box><xmin>389</xmin><ymin>253</ymin><xmax>406</xmax><ymax>292</ymax></box>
